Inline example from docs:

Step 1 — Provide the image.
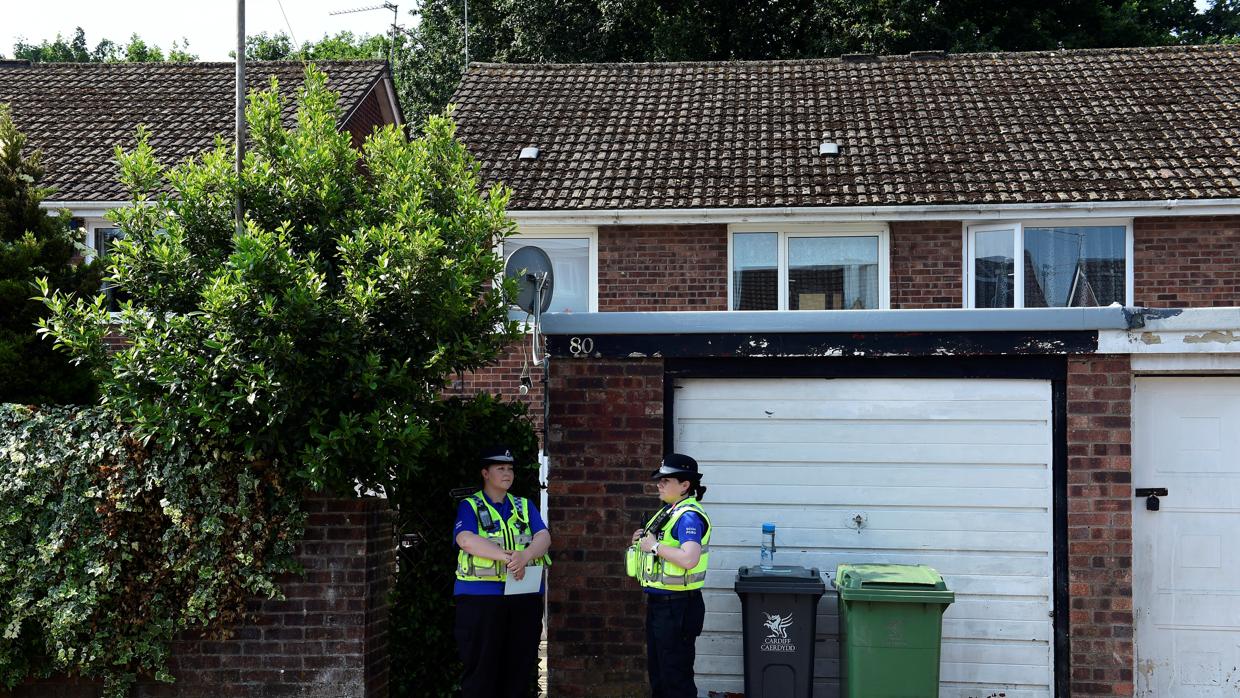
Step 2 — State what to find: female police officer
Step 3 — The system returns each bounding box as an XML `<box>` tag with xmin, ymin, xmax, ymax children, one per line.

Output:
<box><xmin>454</xmin><ymin>446</ymin><xmax>551</xmax><ymax>698</ymax></box>
<box><xmin>630</xmin><ymin>453</ymin><xmax>711</xmax><ymax>698</ymax></box>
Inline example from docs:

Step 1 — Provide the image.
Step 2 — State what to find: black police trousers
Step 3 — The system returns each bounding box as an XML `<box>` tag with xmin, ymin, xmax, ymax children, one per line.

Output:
<box><xmin>645</xmin><ymin>590</ymin><xmax>706</xmax><ymax>698</ymax></box>
<box><xmin>455</xmin><ymin>593</ymin><xmax>544</xmax><ymax>698</ymax></box>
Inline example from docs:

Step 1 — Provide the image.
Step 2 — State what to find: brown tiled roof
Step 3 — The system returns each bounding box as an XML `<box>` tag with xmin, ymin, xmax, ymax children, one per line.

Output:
<box><xmin>451</xmin><ymin>46</ymin><xmax>1240</xmax><ymax>210</ymax></box>
<box><xmin>0</xmin><ymin>60</ymin><xmax>387</xmax><ymax>202</ymax></box>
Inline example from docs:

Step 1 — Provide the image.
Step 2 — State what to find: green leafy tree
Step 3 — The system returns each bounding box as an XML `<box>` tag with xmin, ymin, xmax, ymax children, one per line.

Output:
<box><xmin>0</xmin><ymin>105</ymin><xmax>102</xmax><ymax>404</ymax></box>
<box><xmin>244</xmin><ymin>30</ymin><xmax>392</xmax><ymax>62</ymax></box>
<box><xmin>10</xmin><ymin>27</ymin><xmax>196</xmax><ymax>63</ymax></box>
<box><xmin>397</xmin><ymin>0</ymin><xmax>1240</xmax><ymax>125</ymax></box>
<box><xmin>37</xmin><ymin>66</ymin><xmax>518</xmax><ymax>496</ymax></box>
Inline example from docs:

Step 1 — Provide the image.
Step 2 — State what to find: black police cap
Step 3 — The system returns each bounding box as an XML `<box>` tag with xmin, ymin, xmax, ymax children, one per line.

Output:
<box><xmin>651</xmin><ymin>453</ymin><xmax>701</xmax><ymax>480</ymax></box>
<box><xmin>479</xmin><ymin>446</ymin><xmax>515</xmax><ymax>465</ymax></box>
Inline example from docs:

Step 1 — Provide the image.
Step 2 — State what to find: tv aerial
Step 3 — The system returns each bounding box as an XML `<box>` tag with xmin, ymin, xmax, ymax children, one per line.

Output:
<box><xmin>504</xmin><ymin>246</ymin><xmax>555</xmax><ymax>391</ymax></box>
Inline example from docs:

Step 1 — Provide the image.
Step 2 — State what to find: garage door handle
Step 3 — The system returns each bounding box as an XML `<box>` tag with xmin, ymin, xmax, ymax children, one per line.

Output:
<box><xmin>1135</xmin><ymin>488</ymin><xmax>1167</xmax><ymax>511</ymax></box>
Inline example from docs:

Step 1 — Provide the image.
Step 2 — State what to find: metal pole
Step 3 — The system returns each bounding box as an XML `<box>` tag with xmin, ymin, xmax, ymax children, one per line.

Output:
<box><xmin>463</xmin><ymin>0</ymin><xmax>469</xmax><ymax>70</ymax></box>
<box><xmin>235</xmin><ymin>0</ymin><xmax>246</xmax><ymax>237</ymax></box>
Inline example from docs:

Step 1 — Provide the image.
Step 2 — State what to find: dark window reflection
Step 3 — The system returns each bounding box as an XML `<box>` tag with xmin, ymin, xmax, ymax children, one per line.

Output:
<box><xmin>1023</xmin><ymin>227</ymin><xmax>1125</xmax><ymax>307</ymax></box>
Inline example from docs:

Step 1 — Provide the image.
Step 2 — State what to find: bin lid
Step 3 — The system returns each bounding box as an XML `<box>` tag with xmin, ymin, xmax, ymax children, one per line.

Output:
<box><xmin>734</xmin><ymin>565</ymin><xmax>826</xmax><ymax>596</ymax></box>
<box><xmin>835</xmin><ymin>563</ymin><xmax>955</xmax><ymax>604</ymax></box>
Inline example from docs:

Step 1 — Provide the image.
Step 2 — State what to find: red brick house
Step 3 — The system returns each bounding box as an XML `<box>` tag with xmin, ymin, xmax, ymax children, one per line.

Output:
<box><xmin>450</xmin><ymin>45</ymin><xmax>1240</xmax><ymax>697</ymax></box>
<box><xmin>1</xmin><ymin>59</ymin><xmax>401</xmax><ymax>269</ymax></box>
<box><xmin>0</xmin><ymin>60</ymin><xmax>401</xmax><ymax>698</ymax></box>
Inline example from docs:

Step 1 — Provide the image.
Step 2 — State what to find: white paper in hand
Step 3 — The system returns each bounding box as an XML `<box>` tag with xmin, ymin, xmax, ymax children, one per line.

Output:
<box><xmin>504</xmin><ymin>564</ymin><xmax>544</xmax><ymax>595</ymax></box>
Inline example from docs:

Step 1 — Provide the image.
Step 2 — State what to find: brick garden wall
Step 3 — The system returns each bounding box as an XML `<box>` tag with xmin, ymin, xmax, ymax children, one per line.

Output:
<box><xmin>544</xmin><ymin>358</ymin><xmax>665</xmax><ymax>696</ymax></box>
<box><xmin>5</xmin><ymin>497</ymin><xmax>394</xmax><ymax>698</ymax></box>
<box><xmin>1067</xmin><ymin>355</ymin><xmax>1134</xmax><ymax>697</ymax></box>
<box><xmin>1134</xmin><ymin>215</ymin><xmax>1240</xmax><ymax>307</ymax></box>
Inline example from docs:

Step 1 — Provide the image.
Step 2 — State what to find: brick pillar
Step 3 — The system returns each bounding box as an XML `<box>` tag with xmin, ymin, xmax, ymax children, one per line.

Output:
<box><xmin>1067</xmin><ymin>355</ymin><xmax>1134</xmax><ymax>696</ymax></box>
<box><xmin>545</xmin><ymin>358</ymin><xmax>664</xmax><ymax>697</ymax></box>
<box><xmin>5</xmin><ymin>497</ymin><xmax>394</xmax><ymax>698</ymax></box>
<box><xmin>889</xmin><ymin>220</ymin><xmax>964</xmax><ymax>309</ymax></box>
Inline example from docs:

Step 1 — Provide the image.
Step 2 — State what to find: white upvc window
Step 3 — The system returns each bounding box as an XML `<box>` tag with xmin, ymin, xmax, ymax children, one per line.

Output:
<box><xmin>964</xmin><ymin>219</ymin><xmax>1134</xmax><ymax>308</ymax></box>
<box><xmin>501</xmin><ymin>226</ymin><xmax>598</xmax><ymax>321</ymax></box>
<box><xmin>728</xmin><ymin>223</ymin><xmax>890</xmax><ymax>311</ymax></box>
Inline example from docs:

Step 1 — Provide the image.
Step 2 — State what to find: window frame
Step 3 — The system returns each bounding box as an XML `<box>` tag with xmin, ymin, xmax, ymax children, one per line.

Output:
<box><xmin>963</xmin><ymin>218</ymin><xmax>1134</xmax><ymax>309</ymax></box>
<box><xmin>728</xmin><ymin>223</ymin><xmax>891</xmax><ymax>311</ymax></box>
<box><xmin>499</xmin><ymin>226</ymin><xmax>599</xmax><ymax>321</ymax></box>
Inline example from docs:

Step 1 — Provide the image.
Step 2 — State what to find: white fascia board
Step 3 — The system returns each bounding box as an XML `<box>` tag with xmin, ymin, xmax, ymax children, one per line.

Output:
<box><xmin>542</xmin><ymin>307</ymin><xmax>1135</xmax><ymax>336</ymax></box>
<box><xmin>508</xmin><ymin>198</ymin><xmax>1240</xmax><ymax>226</ymax></box>
<box><xmin>41</xmin><ymin>201</ymin><xmax>127</xmax><ymax>219</ymax></box>
<box><xmin>1099</xmin><ymin>307</ymin><xmax>1240</xmax><ymax>354</ymax></box>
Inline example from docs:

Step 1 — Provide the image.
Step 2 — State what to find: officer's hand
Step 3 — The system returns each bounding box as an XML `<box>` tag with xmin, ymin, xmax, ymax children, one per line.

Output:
<box><xmin>512</xmin><ymin>565</ymin><xmax>526</xmax><ymax>581</ymax></box>
<box><xmin>639</xmin><ymin>534</ymin><xmax>658</xmax><ymax>553</ymax></box>
<box><xmin>631</xmin><ymin>528</ymin><xmax>644</xmax><ymax>543</ymax></box>
<box><xmin>506</xmin><ymin>549</ymin><xmax>528</xmax><ymax>574</ymax></box>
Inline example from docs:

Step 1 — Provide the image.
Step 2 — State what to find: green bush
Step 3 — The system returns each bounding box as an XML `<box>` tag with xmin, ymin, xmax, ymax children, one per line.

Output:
<box><xmin>390</xmin><ymin>394</ymin><xmax>540</xmax><ymax>698</ymax></box>
<box><xmin>0</xmin><ymin>105</ymin><xmax>103</xmax><ymax>405</ymax></box>
<box><xmin>0</xmin><ymin>404</ymin><xmax>302</xmax><ymax>697</ymax></box>
<box><xmin>36</xmin><ymin>66</ymin><xmax>518</xmax><ymax>498</ymax></box>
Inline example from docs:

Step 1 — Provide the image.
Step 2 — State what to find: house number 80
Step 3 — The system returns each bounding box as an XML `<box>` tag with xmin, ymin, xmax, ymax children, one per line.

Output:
<box><xmin>569</xmin><ymin>337</ymin><xmax>594</xmax><ymax>356</ymax></box>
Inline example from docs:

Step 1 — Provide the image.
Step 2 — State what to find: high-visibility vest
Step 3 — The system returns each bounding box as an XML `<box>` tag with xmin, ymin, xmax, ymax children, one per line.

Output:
<box><xmin>638</xmin><ymin>497</ymin><xmax>711</xmax><ymax>592</ymax></box>
<box><xmin>456</xmin><ymin>492</ymin><xmax>552</xmax><ymax>582</ymax></box>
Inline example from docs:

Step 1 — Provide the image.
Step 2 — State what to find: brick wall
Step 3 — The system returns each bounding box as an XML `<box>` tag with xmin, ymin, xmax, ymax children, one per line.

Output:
<box><xmin>545</xmin><ymin>358</ymin><xmax>665</xmax><ymax>697</ymax></box>
<box><xmin>444</xmin><ymin>343</ymin><xmax>546</xmax><ymax>436</ymax></box>
<box><xmin>1134</xmin><ymin>215</ymin><xmax>1240</xmax><ymax>307</ymax></box>
<box><xmin>1067</xmin><ymin>355</ymin><xmax>1134</xmax><ymax>697</ymax></box>
<box><xmin>889</xmin><ymin>220</ymin><xmax>963</xmax><ymax>309</ymax></box>
<box><xmin>5</xmin><ymin>497</ymin><xmax>394</xmax><ymax>698</ymax></box>
<box><xmin>598</xmin><ymin>225</ymin><xmax>728</xmax><ymax>311</ymax></box>
<box><xmin>344</xmin><ymin>88</ymin><xmax>388</xmax><ymax>148</ymax></box>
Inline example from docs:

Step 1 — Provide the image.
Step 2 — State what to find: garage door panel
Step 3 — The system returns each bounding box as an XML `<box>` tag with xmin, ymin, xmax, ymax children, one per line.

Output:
<box><xmin>682</xmin><ymin>420</ymin><xmax>1050</xmax><ymax>446</ymax></box>
<box><xmin>678</xmin><ymin>379</ymin><xmax>1049</xmax><ymax>401</ymax></box>
<box><xmin>684</xmin><ymin>441</ymin><xmax>1049</xmax><ymax>465</ymax></box>
<box><xmin>712</xmin><ymin>526</ymin><xmax>1049</xmax><ymax>553</ymax></box>
<box><xmin>706</xmin><ymin>483</ymin><xmax>1049</xmax><ymax>509</ymax></box>
<box><xmin>679</xmin><ymin>378</ymin><xmax>1054</xmax><ymax>697</ymax></box>
<box><xmin>704</xmin><ymin>503</ymin><xmax>1050</xmax><ymax>533</ymax></box>
<box><xmin>701</xmin><ymin>463</ymin><xmax>1050</xmax><ymax>489</ymax></box>
<box><xmin>676</xmin><ymin>398</ymin><xmax>1051</xmax><ymax>422</ymax></box>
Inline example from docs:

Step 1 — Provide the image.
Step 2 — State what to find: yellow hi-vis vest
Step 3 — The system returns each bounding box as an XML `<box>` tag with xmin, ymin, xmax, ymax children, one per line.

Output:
<box><xmin>455</xmin><ymin>492</ymin><xmax>552</xmax><ymax>582</ymax></box>
<box><xmin>637</xmin><ymin>497</ymin><xmax>711</xmax><ymax>592</ymax></box>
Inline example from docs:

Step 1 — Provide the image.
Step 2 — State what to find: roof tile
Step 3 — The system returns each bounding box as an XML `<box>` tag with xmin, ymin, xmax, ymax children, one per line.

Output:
<box><xmin>1</xmin><ymin>60</ymin><xmax>387</xmax><ymax>202</ymax></box>
<box><xmin>452</xmin><ymin>46</ymin><xmax>1240</xmax><ymax>210</ymax></box>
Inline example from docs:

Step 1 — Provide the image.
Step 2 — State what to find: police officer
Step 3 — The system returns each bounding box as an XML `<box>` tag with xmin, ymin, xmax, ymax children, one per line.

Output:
<box><xmin>454</xmin><ymin>446</ymin><xmax>551</xmax><ymax>698</ymax></box>
<box><xmin>630</xmin><ymin>453</ymin><xmax>711</xmax><ymax>698</ymax></box>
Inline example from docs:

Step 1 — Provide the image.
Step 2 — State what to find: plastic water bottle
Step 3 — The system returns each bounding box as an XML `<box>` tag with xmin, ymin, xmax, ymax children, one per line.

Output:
<box><xmin>760</xmin><ymin>523</ymin><xmax>776</xmax><ymax>570</ymax></box>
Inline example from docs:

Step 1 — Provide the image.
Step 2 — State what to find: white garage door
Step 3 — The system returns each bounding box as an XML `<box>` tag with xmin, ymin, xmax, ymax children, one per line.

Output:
<box><xmin>1134</xmin><ymin>378</ymin><xmax>1240</xmax><ymax>697</ymax></box>
<box><xmin>674</xmin><ymin>377</ymin><xmax>1055</xmax><ymax>698</ymax></box>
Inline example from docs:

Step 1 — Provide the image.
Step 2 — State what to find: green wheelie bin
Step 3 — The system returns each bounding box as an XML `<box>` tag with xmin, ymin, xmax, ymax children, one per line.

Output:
<box><xmin>836</xmin><ymin>563</ymin><xmax>955</xmax><ymax>698</ymax></box>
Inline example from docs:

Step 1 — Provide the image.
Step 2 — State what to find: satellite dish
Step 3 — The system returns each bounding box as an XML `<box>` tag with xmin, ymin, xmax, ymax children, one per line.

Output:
<box><xmin>505</xmin><ymin>246</ymin><xmax>555</xmax><ymax>315</ymax></box>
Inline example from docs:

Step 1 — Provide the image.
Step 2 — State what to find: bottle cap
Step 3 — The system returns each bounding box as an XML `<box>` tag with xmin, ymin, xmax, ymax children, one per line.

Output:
<box><xmin>762</xmin><ymin>522</ymin><xmax>776</xmax><ymax>533</ymax></box>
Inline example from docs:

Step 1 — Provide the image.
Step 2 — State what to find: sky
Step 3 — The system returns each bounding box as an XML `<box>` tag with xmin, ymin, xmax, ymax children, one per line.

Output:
<box><xmin>0</xmin><ymin>0</ymin><xmax>411</xmax><ymax>61</ymax></box>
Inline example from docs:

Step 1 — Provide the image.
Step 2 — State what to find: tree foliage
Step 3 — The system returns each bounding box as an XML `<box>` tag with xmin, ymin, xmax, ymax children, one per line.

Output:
<box><xmin>392</xmin><ymin>0</ymin><xmax>1240</xmax><ymax>125</ymax></box>
<box><xmin>8</xmin><ymin>27</ymin><xmax>196</xmax><ymax>63</ymax></box>
<box><xmin>36</xmin><ymin>67</ymin><xmax>518</xmax><ymax>496</ymax></box>
<box><xmin>0</xmin><ymin>105</ymin><xmax>103</xmax><ymax>405</ymax></box>
<box><xmin>0</xmin><ymin>404</ymin><xmax>302</xmax><ymax>697</ymax></box>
